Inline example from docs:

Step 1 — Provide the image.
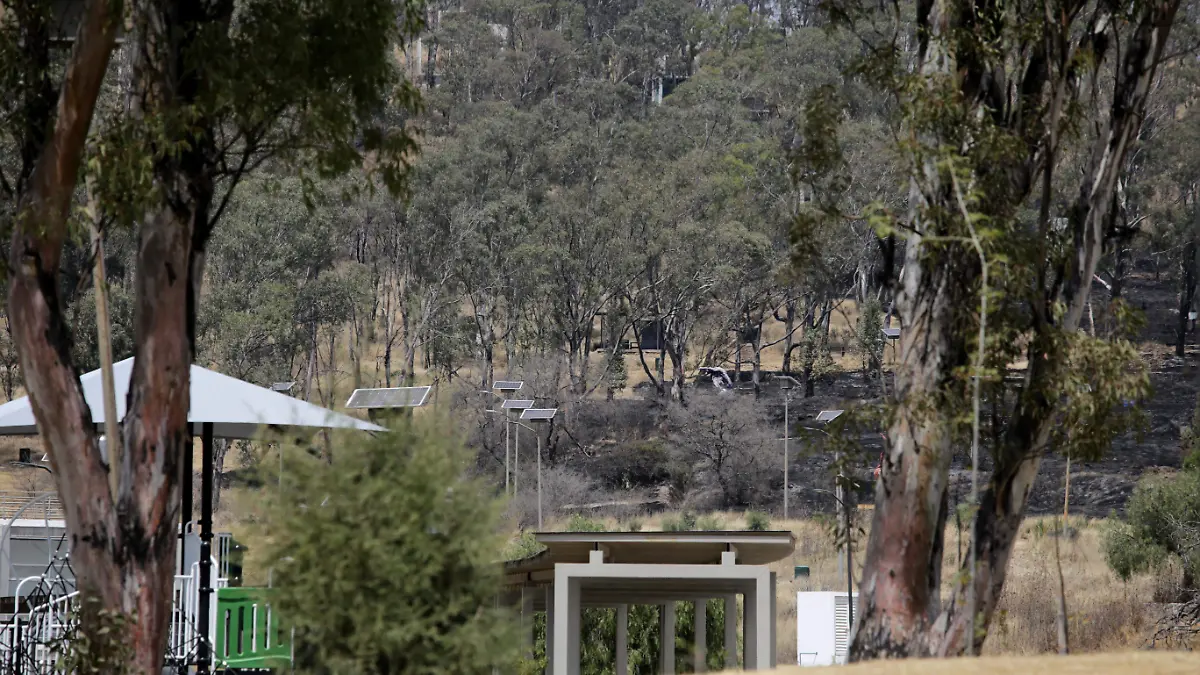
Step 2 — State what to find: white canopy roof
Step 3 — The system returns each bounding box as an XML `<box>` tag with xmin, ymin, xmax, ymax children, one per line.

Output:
<box><xmin>0</xmin><ymin>358</ymin><xmax>385</xmax><ymax>439</ymax></box>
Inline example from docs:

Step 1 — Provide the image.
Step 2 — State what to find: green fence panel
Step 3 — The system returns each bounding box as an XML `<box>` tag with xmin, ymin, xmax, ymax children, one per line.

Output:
<box><xmin>214</xmin><ymin>587</ymin><xmax>292</xmax><ymax>670</ymax></box>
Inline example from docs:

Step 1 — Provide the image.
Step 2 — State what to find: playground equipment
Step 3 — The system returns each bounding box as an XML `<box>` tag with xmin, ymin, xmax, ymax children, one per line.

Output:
<box><xmin>0</xmin><ymin>358</ymin><xmax>379</xmax><ymax>673</ymax></box>
<box><xmin>0</xmin><ymin>525</ymin><xmax>291</xmax><ymax>674</ymax></box>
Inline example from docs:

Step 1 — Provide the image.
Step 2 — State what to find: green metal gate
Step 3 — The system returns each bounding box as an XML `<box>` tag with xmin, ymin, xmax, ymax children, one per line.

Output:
<box><xmin>214</xmin><ymin>587</ymin><xmax>291</xmax><ymax>670</ymax></box>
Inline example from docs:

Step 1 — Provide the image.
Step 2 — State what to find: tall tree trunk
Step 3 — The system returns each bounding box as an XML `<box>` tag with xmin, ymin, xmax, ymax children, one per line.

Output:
<box><xmin>6</xmin><ymin>0</ymin><xmax>123</xmax><ymax>664</ymax></box>
<box><xmin>1177</xmin><ymin>238</ymin><xmax>1195</xmax><ymax>358</ymax></box>
<box><xmin>851</xmin><ymin>0</ymin><xmax>1180</xmax><ymax>658</ymax></box>
<box><xmin>851</xmin><ymin>227</ymin><xmax>970</xmax><ymax>658</ymax></box>
<box><xmin>780</xmin><ymin>298</ymin><xmax>797</xmax><ymax>374</ymax></box>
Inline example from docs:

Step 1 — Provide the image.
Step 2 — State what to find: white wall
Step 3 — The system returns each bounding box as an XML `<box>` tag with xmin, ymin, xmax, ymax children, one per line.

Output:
<box><xmin>795</xmin><ymin>591</ymin><xmax>857</xmax><ymax>666</ymax></box>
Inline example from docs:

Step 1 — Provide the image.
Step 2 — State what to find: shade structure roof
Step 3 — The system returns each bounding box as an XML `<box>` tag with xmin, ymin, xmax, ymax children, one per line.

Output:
<box><xmin>504</xmin><ymin>530</ymin><xmax>796</xmax><ymax>578</ymax></box>
<box><xmin>0</xmin><ymin>357</ymin><xmax>385</xmax><ymax>439</ymax></box>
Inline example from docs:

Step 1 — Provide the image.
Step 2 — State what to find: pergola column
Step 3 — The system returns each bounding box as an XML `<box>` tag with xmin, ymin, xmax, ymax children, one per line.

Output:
<box><xmin>769</xmin><ymin>573</ymin><xmax>777</xmax><ymax>668</ymax></box>
<box><xmin>545</xmin><ymin>584</ymin><xmax>555</xmax><ymax>675</ymax></box>
<box><xmin>616</xmin><ymin>604</ymin><xmax>629</xmax><ymax>675</ymax></box>
<box><xmin>742</xmin><ymin>575</ymin><xmax>773</xmax><ymax>669</ymax></box>
<box><xmin>552</xmin><ymin>571</ymin><xmax>580</xmax><ymax>675</ymax></box>
<box><xmin>694</xmin><ymin>599</ymin><xmax>707</xmax><ymax>672</ymax></box>
<box><xmin>659</xmin><ymin>602</ymin><xmax>675</xmax><ymax>675</ymax></box>
<box><xmin>521</xmin><ymin>587</ymin><xmax>535</xmax><ymax>662</ymax></box>
<box><xmin>723</xmin><ymin>594</ymin><xmax>738</xmax><ymax>669</ymax></box>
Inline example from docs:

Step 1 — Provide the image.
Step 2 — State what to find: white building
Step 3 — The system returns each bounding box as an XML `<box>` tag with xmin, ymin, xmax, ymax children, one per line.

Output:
<box><xmin>795</xmin><ymin>591</ymin><xmax>857</xmax><ymax>666</ymax></box>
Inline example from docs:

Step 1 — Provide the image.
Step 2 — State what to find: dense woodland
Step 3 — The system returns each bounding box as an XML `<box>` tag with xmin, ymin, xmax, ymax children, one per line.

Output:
<box><xmin>7</xmin><ymin>0</ymin><xmax>1200</xmax><ymax>508</ymax></box>
<box><xmin>3</xmin><ymin>0</ymin><xmax>1200</xmax><ymax>666</ymax></box>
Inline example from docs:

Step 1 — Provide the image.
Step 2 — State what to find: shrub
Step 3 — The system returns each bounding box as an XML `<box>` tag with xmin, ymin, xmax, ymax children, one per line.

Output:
<box><xmin>745</xmin><ymin>511</ymin><xmax>771</xmax><ymax>531</ymax></box>
<box><xmin>505</xmin><ymin>530</ymin><xmax>544</xmax><ymax>561</ymax></box>
<box><xmin>662</xmin><ymin>511</ymin><xmax>697</xmax><ymax>532</ymax></box>
<box><xmin>696</xmin><ymin>514</ymin><xmax>725</xmax><ymax>531</ymax></box>
<box><xmin>1104</xmin><ymin>469</ymin><xmax>1200</xmax><ymax>590</ymax></box>
<box><xmin>566</xmin><ymin>514</ymin><xmax>607</xmax><ymax>532</ymax></box>
<box><xmin>264</xmin><ymin>418</ymin><xmax>517</xmax><ymax>674</ymax></box>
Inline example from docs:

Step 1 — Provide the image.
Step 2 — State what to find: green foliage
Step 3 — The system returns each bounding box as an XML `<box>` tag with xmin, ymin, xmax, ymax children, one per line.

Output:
<box><xmin>662</xmin><ymin>511</ymin><xmax>698</xmax><ymax>532</ymax></box>
<box><xmin>566</xmin><ymin>514</ymin><xmax>607</xmax><ymax>532</ymax></box>
<box><xmin>854</xmin><ymin>297</ymin><xmax>884</xmax><ymax>380</ymax></box>
<box><xmin>696</xmin><ymin>514</ymin><xmax>724</xmax><ymax>531</ymax></box>
<box><xmin>504</xmin><ymin>530</ymin><xmax>545</xmax><ymax>561</ymax></box>
<box><xmin>1181</xmin><ymin>396</ymin><xmax>1200</xmax><ymax>471</ymax></box>
<box><xmin>744</xmin><ymin>510</ymin><xmax>771</xmax><ymax>531</ymax></box>
<box><xmin>263</xmin><ymin>418</ymin><xmax>517</xmax><ymax>675</ymax></box>
<box><xmin>48</xmin><ymin>596</ymin><xmax>134</xmax><ymax>675</ymax></box>
<box><xmin>1104</xmin><ymin>470</ymin><xmax>1200</xmax><ymax>587</ymax></box>
<box><xmin>525</xmin><ymin>601</ymin><xmax>728</xmax><ymax>675</ymax></box>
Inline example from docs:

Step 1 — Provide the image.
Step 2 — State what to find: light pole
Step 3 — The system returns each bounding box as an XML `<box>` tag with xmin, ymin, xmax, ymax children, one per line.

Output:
<box><xmin>776</xmin><ymin>375</ymin><xmax>801</xmax><ymax>520</ymax></box>
<box><xmin>485</xmin><ymin>381</ymin><xmax>525</xmax><ymax>494</ymax></box>
<box><xmin>502</xmin><ymin>399</ymin><xmax>534</xmax><ymax>493</ymax></box>
<box><xmin>517</xmin><ymin>408</ymin><xmax>558</xmax><ymax>529</ymax></box>
<box><xmin>811</xmin><ymin>409</ymin><xmax>851</xmax><ymax>629</ymax></box>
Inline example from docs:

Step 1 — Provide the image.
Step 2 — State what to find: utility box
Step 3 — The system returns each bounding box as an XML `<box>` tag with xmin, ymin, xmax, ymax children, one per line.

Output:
<box><xmin>795</xmin><ymin>591</ymin><xmax>857</xmax><ymax>666</ymax></box>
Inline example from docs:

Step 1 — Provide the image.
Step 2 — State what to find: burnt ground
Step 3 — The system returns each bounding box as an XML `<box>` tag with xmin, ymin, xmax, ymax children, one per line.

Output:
<box><xmin>764</xmin><ymin>272</ymin><xmax>1200</xmax><ymax>518</ymax></box>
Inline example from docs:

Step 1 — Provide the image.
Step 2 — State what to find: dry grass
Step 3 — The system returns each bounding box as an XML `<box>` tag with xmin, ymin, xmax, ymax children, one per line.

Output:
<box><xmin>514</xmin><ymin>510</ymin><xmax>1166</xmax><ymax>663</ymax></box>
<box><xmin>769</xmin><ymin>651</ymin><xmax>1200</xmax><ymax>674</ymax></box>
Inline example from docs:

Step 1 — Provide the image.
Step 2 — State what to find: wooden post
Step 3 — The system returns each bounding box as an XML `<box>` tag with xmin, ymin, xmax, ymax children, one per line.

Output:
<box><xmin>87</xmin><ymin>177</ymin><xmax>121</xmax><ymax>500</ymax></box>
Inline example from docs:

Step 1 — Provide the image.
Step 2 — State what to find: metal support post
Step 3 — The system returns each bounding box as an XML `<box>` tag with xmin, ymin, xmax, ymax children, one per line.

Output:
<box><xmin>181</xmin><ymin>432</ymin><xmax>193</xmax><ymax>576</ymax></box>
<box><xmin>197</xmin><ymin>422</ymin><xmax>214</xmax><ymax>675</ymax></box>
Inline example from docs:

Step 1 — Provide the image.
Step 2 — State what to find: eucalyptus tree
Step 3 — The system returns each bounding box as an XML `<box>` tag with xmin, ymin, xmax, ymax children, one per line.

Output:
<box><xmin>799</xmin><ymin>0</ymin><xmax>1184</xmax><ymax>659</ymax></box>
<box><xmin>2</xmin><ymin>0</ymin><xmax>422</xmax><ymax>670</ymax></box>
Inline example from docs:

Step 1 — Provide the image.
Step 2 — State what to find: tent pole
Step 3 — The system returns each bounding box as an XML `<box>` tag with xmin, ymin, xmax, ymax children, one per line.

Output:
<box><xmin>181</xmin><ymin>430</ymin><xmax>193</xmax><ymax>576</ymax></box>
<box><xmin>197</xmin><ymin>422</ymin><xmax>214</xmax><ymax>675</ymax></box>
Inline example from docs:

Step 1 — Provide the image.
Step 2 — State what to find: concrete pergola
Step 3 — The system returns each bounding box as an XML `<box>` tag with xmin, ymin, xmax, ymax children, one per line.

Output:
<box><xmin>503</xmin><ymin>530</ymin><xmax>795</xmax><ymax>675</ymax></box>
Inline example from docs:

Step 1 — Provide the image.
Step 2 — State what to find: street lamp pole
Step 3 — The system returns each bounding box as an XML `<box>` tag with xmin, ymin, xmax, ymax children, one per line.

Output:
<box><xmin>518</xmin><ymin>408</ymin><xmax>558</xmax><ymax>530</ymax></box>
<box><xmin>777</xmin><ymin>376</ymin><xmax>801</xmax><ymax>520</ymax></box>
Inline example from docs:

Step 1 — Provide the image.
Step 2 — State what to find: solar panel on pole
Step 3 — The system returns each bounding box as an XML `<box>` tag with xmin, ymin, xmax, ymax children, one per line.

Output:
<box><xmin>345</xmin><ymin>386</ymin><xmax>432</xmax><ymax>409</ymax></box>
<box><xmin>501</xmin><ymin>399</ymin><xmax>535</xmax><ymax>410</ymax></box>
<box><xmin>520</xmin><ymin>408</ymin><xmax>557</xmax><ymax>422</ymax></box>
<box><xmin>882</xmin><ymin>328</ymin><xmax>901</xmax><ymax>340</ymax></box>
<box><xmin>270</xmin><ymin>382</ymin><xmax>296</xmax><ymax>394</ymax></box>
<box><xmin>816</xmin><ymin>410</ymin><xmax>844</xmax><ymax>423</ymax></box>
<box><xmin>493</xmin><ymin>380</ymin><xmax>524</xmax><ymax>393</ymax></box>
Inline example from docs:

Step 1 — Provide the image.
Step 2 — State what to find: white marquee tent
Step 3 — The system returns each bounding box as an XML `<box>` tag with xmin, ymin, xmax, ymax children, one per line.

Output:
<box><xmin>0</xmin><ymin>357</ymin><xmax>384</xmax><ymax>674</ymax></box>
<box><xmin>0</xmin><ymin>357</ymin><xmax>384</xmax><ymax>438</ymax></box>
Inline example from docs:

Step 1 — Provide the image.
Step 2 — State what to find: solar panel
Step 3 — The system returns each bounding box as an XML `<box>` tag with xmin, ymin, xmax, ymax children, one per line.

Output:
<box><xmin>520</xmin><ymin>408</ymin><xmax>557</xmax><ymax>422</ymax></box>
<box><xmin>815</xmin><ymin>410</ymin><xmax>844</xmax><ymax>423</ymax></box>
<box><xmin>270</xmin><ymin>381</ymin><xmax>296</xmax><ymax>393</ymax></box>
<box><xmin>345</xmin><ymin>386</ymin><xmax>432</xmax><ymax>409</ymax></box>
<box><xmin>493</xmin><ymin>380</ymin><xmax>524</xmax><ymax>392</ymax></box>
<box><xmin>501</xmin><ymin>399</ymin><xmax>535</xmax><ymax>410</ymax></box>
<box><xmin>882</xmin><ymin>327</ymin><xmax>901</xmax><ymax>339</ymax></box>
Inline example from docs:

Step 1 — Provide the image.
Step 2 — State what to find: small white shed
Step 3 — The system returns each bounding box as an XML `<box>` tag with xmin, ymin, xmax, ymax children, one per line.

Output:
<box><xmin>795</xmin><ymin>591</ymin><xmax>857</xmax><ymax>666</ymax></box>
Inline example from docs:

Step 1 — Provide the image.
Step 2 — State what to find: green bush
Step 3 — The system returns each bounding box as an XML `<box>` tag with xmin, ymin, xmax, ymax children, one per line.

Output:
<box><xmin>505</xmin><ymin>530</ymin><xmax>545</xmax><ymax>561</ymax></box>
<box><xmin>524</xmin><ymin>600</ymin><xmax>730</xmax><ymax>675</ymax></box>
<box><xmin>263</xmin><ymin>418</ymin><xmax>517</xmax><ymax>675</ymax></box>
<box><xmin>696</xmin><ymin>514</ymin><xmax>724</xmax><ymax>531</ymax></box>
<box><xmin>566</xmin><ymin>514</ymin><xmax>608</xmax><ymax>532</ymax></box>
<box><xmin>744</xmin><ymin>511</ymin><xmax>771</xmax><ymax>531</ymax></box>
<box><xmin>662</xmin><ymin>511</ymin><xmax>697</xmax><ymax>532</ymax></box>
<box><xmin>1104</xmin><ymin>468</ymin><xmax>1200</xmax><ymax>589</ymax></box>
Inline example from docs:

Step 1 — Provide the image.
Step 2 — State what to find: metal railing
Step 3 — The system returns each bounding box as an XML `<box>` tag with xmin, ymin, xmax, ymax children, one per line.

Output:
<box><xmin>0</xmin><ymin>492</ymin><xmax>63</xmax><ymax>521</ymax></box>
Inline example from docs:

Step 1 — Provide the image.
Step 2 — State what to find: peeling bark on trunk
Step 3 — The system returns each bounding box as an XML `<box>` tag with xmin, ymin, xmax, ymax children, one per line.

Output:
<box><xmin>851</xmin><ymin>229</ymin><xmax>972</xmax><ymax>658</ymax></box>
<box><xmin>6</xmin><ymin>0</ymin><xmax>122</xmax><ymax>662</ymax></box>
<box><xmin>850</xmin><ymin>0</ymin><xmax>1181</xmax><ymax>658</ymax></box>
